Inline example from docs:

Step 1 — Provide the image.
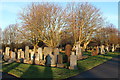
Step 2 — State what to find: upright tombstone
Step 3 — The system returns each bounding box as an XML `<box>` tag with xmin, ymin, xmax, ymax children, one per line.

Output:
<box><xmin>65</xmin><ymin>44</ymin><xmax>72</xmax><ymax>62</ymax></box>
<box><xmin>25</xmin><ymin>46</ymin><xmax>29</xmax><ymax>60</ymax></box>
<box><xmin>69</xmin><ymin>52</ymin><xmax>77</xmax><ymax>70</ymax></box>
<box><xmin>11</xmin><ymin>52</ymin><xmax>16</xmax><ymax>59</ymax></box>
<box><xmin>43</xmin><ymin>47</ymin><xmax>48</xmax><ymax>60</ymax></box>
<box><xmin>49</xmin><ymin>53</ymin><xmax>56</xmax><ymax>67</ymax></box>
<box><xmin>5</xmin><ymin>47</ymin><xmax>10</xmax><ymax>56</ymax></box>
<box><xmin>56</xmin><ymin>53</ymin><xmax>65</xmax><ymax>68</ymax></box>
<box><xmin>21</xmin><ymin>51</ymin><xmax>25</xmax><ymax>59</ymax></box>
<box><xmin>30</xmin><ymin>51</ymin><xmax>34</xmax><ymax>60</ymax></box>
<box><xmin>101</xmin><ymin>45</ymin><xmax>105</xmax><ymax>54</ymax></box>
<box><xmin>38</xmin><ymin>47</ymin><xmax>43</xmax><ymax>60</ymax></box>
<box><xmin>54</xmin><ymin>48</ymin><xmax>59</xmax><ymax>64</ymax></box>
<box><xmin>105</xmin><ymin>46</ymin><xmax>109</xmax><ymax>52</ymax></box>
<box><xmin>112</xmin><ymin>44</ymin><xmax>115</xmax><ymax>52</ymax></box>
<box><xmin>17</xmin><ymin>51</ymin><xmax>21</xmax><ymax>59</ymax></box>
<box><xmin>57</xmin><ymin>54</ymin><xmax>63</xmax><ymax>64</ymax></box>
<box><xmin>35</xmin><ymin>53</ymin><xmax>40</xmax><ymax>64</ymax></box>
<box><xmin>75</xmin><ymin>43</ymin><xmax>82</xmax><ymax>60</ymax></box>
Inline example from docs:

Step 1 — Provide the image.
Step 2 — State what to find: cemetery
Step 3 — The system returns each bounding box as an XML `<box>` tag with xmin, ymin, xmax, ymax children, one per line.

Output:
<box><xmin>0</xmin><ymin>2</ymin><xmax>120</xmax><ymax>79</ymax></box>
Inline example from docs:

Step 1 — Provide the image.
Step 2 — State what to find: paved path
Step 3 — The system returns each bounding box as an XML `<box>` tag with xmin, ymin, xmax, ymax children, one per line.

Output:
<box><xmin>67</xmin><ymin>55</ymin><xmax>120</xmax><ymax>79</ymax></box>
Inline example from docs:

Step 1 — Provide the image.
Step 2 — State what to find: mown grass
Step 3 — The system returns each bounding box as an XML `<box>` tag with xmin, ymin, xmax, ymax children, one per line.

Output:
<box><xmin>2</xmin><ymin>52</ymin><xmax>120</xmax><ymax>79</ymax></box>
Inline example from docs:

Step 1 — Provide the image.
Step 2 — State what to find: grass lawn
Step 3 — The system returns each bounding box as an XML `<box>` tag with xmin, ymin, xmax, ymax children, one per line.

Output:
<box><xmin>2</xmin><ymin>52</ymin><xmax>120</xmax><ymax>79</ymax></box>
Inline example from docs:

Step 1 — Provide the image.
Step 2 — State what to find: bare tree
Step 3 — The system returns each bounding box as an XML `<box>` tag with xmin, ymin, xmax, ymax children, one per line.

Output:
<box><xmin>19</xmin><ymin>3</ymin><xmax>65</xmax><ymax>52</ymax></box>
<box><xmin>65</xmin><ymin>3</ymin><xmax>104</xmax><ymax>50</ymax></box>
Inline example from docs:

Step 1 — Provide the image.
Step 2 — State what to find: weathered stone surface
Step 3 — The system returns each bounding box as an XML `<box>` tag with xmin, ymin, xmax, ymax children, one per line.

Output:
<box><xmin>100</xmin><ymin>45</ymin><xmax>105</xmax><ymax>54</ymax></box>
<box><xmin>57</xmin><ymin>54</ymin><xmax>63</xmax><ymax>64</ymax></box>
<box><xmin>69</xmin><ymin>52</ymin><xmax>77</xmax><ymax>70</ymax></box>
<box><xmin>11</xmin><ymin>52</ymin><xmax>16</xmax><ymax>59</ymax></box>
<box><xmin>25</xmin><ymin>46</ymin><xmax>29</xmax><ymax>60</ymax></box>
<box><xmin>38</xmin><ymin>47</ymin><xmax>43</xmax><ymax>60</ymax></box>
<box><xmin>21</xmin><ymin>51</ymin><xmax>25</xmax><ymax>58</ymax></box>
<box><xmin>5</xmin><ymin>47</ymin><xmax>10</xmax><ymax>56</ymax></box>
<box><xmin>17</xmin><ymin>51</ymin><xmax>21</xmax><ymax>59</ymax></box>
<box><xmin>30</xmin><ymin>51</ymin><xmax>34</xmax><ymax>60</ymax></box>
<box><xmin>65</xmin><ymin>44</ymin><xmax>72</xmax><ymax>62</ymax></box>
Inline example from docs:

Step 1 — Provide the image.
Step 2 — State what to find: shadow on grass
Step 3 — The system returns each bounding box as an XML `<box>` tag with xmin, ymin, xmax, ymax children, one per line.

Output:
<box><xmin>20</xmin><ymin>64</ymin><xmax>53</xmax><ymax>79</ymax></box>
<box><xmin>3</xmin><ymin>63</ymin><xmax>20</xmax><ymax>73</ymax></box>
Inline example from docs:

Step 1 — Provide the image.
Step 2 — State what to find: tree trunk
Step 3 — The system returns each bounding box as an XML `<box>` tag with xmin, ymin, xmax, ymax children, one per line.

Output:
<box><xmin>82</xmin><ymin>41</ymin><xmax>90</xmax><ymax>51</ymax></box>
<box><xmin>33</xmin><ymin>43</ymin><xmax>38</xmax><ymax>53</ymax></box>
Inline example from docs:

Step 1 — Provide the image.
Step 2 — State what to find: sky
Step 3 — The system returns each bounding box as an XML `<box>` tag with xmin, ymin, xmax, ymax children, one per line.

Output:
<box><xmin>0</xmin><ymin>1</ymin><xmax>118</xmax><ymax>31</ymax></box>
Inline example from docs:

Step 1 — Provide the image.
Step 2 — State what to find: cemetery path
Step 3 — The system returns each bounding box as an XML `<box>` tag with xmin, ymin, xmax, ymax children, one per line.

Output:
<box><xmin>67</xmin><ymin>55</ymin><xmax>120</xmax><ymax>79</ymax></box>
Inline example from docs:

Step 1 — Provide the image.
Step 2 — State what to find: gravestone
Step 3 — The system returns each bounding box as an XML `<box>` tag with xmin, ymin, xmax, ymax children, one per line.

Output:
<box><xmin>30</xmin><ymin>51</ymin><xmax>34</xmax><ymax>60</ymax></box>
<box><xmin>25</xmin><ymin>46</ymin><xmax>29</xmax><ymax>60</ymax></box>
<box><xmin>17</xmin><ymin>51</ymin><xmax>21</xmax><ymax>59</ymax></box>
<box><xmin>105</xmin><ymin>46</ymin><xmax>109</xmax><ymax>52</ymax></box>
<box><xmin>65</xmin><ymin>44</ymin><xmax>72</xmax><ymax>62</ymax></box>
<box><xmin>35</xmin><ymin>53</ymin><xmax>40</xmax><ymax>64</ymax></box>
<box><xmin>69</xmin><ymin>52</ymin><xmax>77</xmax><ymax>70</ymax></box>
<box><xmin>75</xmin><ymin>43</ymin><xmax>82</xmax><ymax>60</ymax></box>
<box><xmin>9</xmin><ymin>51</ymin><xmax>13</xmax><ymax>58</ymax></box>
<box><xmin>49</xmin><ymin>53</ymin><xmax>56</xmax><ymax>67</ymax></box>
<box><xmin>38</xmin><ymin>47</ymin><xmax>43</xmax><ymax>60</ymax></box>
<box><xmin>101</xmin><ymin>45</ymin><xmax>105</xmax><ymax>54</ymax></box>
<box><xmin>57</xmin><ymin>54</ymin><xmax>64</xmax><ymax>68</ymax></box>
<box><xmin>21</xmin><ymin>51</ymin><xmax>25</xmax><ymax>59</ymax></box>
<box><xmin>54</xmin><ymin>48</ymin><xmax>59</xmax><ymax>64</ymax></box>
<box><xmin>5</xmin><ymin>47</ymin><xmax>10</xmax><ymax>56</ymax></box>
<box><xmin>57</xmin><ymin>54</ymin><xmax>63</xmax><ymax>64</ymax></box>
<box><xmin>11</xmin><ymin>52</ymin><xmax>16</xmax><ymax>59</ymax></box>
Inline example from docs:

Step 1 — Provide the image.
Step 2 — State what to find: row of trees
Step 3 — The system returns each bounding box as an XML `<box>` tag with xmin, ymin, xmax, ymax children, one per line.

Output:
<box><xmin>0</xmin><ymin>2</ymin><xmax>119</xmax><ymax>51</ymax></box>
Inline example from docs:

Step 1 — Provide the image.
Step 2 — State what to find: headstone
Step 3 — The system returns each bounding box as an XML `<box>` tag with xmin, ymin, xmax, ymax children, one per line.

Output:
<box><xmin>54</xmin><ymin>48</ymin><xmax>59</xmax><ymax>64</ymax></box>
<box><xmin>65</xmin><ymin>44</ymin><xmax>72</xmax><ymax>62</ymax></box>
<box><xmin>69</xmin><ymin>52</ymin><xmax>77</xmax><ymax>70</ymax></box>
<box><xmin>30</xmin><ymin>51</ymin><xmax>34</xmax><ymax>60</ymax></box>
<box><xmin>105</xmin><ymin>46</ymin><xmax>109</xmax><ymax>52</ymax></box>
<box><xmin>38</xmin><ymin>47</ymin><xmax>43</xmax><ymax>60</ymax></box>
<box><xmin>25</xmin><ymin>46</ymin><xmax>29</xmax><ymax>60</ymax></box>
<box><xmin>75</xmin><ymin>43</ymin><xmax>82</xmax><ymax>60</ymax></box>
<box><xmin>35</xmin><ymin>53</ymin><xmax>40</xmax><ymax>64</ymax></box>
<box><xmin>101</xmin><ymin>45</ymin><xmax>105</xmax><ymax>54</ymax></box>
<box><xmin>11</xmin><ymin>52</ymin><xmax>16</xmax><ymax>59</ymax></box>
<box><xmin>49</xmin><ymin>53</ymin><xmax>56</xmax><ymax>67</ymax></box>
<box><xmin>57</xmin><ymin>54</ymin><xmax>63</xmax><ymax>64</ymax></box>
<box><xmin>112</xmin><ymin>44</ymin><xmax>115</xmax><ymax>52</ymax></box>
<box><xmin>17</xmin><ymin>51</ymin><xmax>21</xmax><ymax>59</ymax></box>
<box><xmin>21</xmin><ymin>51</ymin><xmax>25</xmax><ymax>58</ymax></box>
<box><xmin>56</xmin><ymin>54</ymin><xmax>64</xmax><ymax>68</ymax></box>
<box><xmin>5</xmin><ymin>47</ymin><xmax>10</xmax><ymax>56</ymax></box>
